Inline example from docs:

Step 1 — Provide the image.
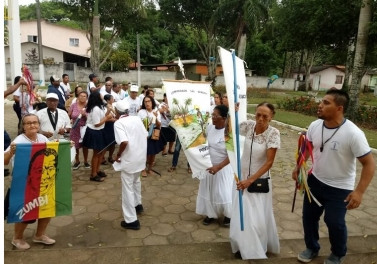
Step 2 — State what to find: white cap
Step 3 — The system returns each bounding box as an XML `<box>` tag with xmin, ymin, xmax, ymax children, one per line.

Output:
<box><xmin>130</xmin><ymin>85</ymin><xmax>139</xmax><ymax>92</ymax></box>
<box><xmin>115</xmin><ymin>100</ymin><xmax>130</xmax><ymax>113</ymax></box>
<box><xmin>46</xmin><ymin>93</ymin><xmax>59</xmax><ymax>100</ymax></box>
<box><xmin>51</xmin><ymin>75</ymin><xmax>60</xmax><ymax>82</ymax></box>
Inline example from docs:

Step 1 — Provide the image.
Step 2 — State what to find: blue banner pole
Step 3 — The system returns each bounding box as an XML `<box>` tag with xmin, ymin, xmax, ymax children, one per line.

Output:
<box><xmin>231</xmin><ymin>49</ymin><xmax>244</xmax><ymax>231</ymax></box>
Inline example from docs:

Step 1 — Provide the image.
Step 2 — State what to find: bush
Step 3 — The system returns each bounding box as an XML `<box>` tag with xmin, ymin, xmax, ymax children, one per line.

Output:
<box><xmin>277</xmin><ymin>96</ymin><xmax>377</xmax><ymax>129</ymax></box>
<box><xmin>353</xmin><ymin>104</ymin><xmax>377</xmax><ymax>129</ymax></box>
<box><xmin>277</xmin><ymin>96</ymin><xmax>318</xmax><ymax>116</ymax></box>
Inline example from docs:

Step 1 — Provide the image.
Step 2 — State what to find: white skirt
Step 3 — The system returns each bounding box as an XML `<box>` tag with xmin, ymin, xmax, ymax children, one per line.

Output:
<box><xmin>229</xmin><ymin>179</ymin><xmax>280</xmax><ymax>259</ymax></box>
<box><xmin>196</xmin><ymin>164</ymin><xmax>233</xmax><ymax>218</ymax></box>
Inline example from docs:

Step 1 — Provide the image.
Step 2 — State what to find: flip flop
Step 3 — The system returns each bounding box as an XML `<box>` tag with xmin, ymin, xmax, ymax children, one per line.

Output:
<box><xmin>187</xmin><ymin>168</ymin><xmax>192</xmax><ymax>173</ymax></box>
<box><xmin>90</xmin><ymin>175</ymin><xmax>104</xmax><ymax>182</ymax></box>
<box><xmin>141</xmin><ymin>170</ymin><xmax>147</xmax><ymax>177</ymax></box>
<box><xmin>168</xmin><ymin>167</ymin><xmax>176</xmax><ymax>172</ymax></box>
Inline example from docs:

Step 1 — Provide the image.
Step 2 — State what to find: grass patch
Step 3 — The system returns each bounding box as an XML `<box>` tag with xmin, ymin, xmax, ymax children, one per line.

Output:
<box><xmin>247</xmin><ymin>105</ymin><xmax>377</xmax><ymax>149</ymax></box>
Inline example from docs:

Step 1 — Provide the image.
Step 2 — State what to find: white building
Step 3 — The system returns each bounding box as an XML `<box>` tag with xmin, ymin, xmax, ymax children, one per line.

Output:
<box><xmin>4</xmin><ymin>19</ymin><xmax>90</xmax><ymax>67</ymax></box>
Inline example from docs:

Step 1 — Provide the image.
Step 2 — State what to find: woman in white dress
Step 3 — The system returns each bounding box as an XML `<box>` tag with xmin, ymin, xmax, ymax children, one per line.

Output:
<box><xmin>230</xmin><ymin>102</ymin><xmax>280</xmax><ymax>259</ymax></box>
<box><xmin>196</xmin><ymin>105</ymin><xmax>233</xmax><ymax>226</ymax></box>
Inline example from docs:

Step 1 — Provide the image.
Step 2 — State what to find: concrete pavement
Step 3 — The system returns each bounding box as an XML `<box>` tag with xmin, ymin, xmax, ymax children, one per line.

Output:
<box><xmin>3</xmin><ymin>103</ymin><xmax>377</xmax><ymax>263</ymax></box>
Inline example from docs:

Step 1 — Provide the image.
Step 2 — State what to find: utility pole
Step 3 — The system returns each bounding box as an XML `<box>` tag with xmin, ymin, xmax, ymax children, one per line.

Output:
<box><xmin>137</xmin><ymin>33</ymin><xmax>141</xmax><ymax>88</ymax></box>
<box><xmin>8</xmin><ymin>0</ymin><xmax>22</xmax><ymax>82</ymax></box>
<box><xmin>1</xmin><ymin>0</ymin><xmax>6</xmax><ymax>89</ymax></box>
<box><xmin>36</xmin><ymin>0</ymin><xmax>45</xmax><ymax>86</ymax></box>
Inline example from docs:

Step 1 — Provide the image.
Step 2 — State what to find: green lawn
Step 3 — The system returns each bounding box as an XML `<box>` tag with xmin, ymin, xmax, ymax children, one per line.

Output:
<box><xmin>247</xmin><ymin>105</ymin><xmax>377</xmax><ymax>149</ymax></box>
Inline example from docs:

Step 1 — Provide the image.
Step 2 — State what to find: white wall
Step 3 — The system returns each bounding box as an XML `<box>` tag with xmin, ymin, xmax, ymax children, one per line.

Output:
<box><xmin>205</xmin><ymin>75</ymin><xmax>296</xmax><ymax>90</ymax></box>
<box><xmin>5</xmin><ymin>63</ymin><xmax>296</xmax><ymax>90</ymax></box>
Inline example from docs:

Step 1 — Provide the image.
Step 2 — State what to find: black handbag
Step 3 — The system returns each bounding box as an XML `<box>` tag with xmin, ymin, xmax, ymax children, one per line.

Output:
<box><xmin>247</xmin><ymin>177</ymin><xmax>270</xmax><ymax>193</ymax></box>
<box><xmin>246</xmin><ymin>126</ymin><xmax>270</xmax><ymax>193</ymax></box>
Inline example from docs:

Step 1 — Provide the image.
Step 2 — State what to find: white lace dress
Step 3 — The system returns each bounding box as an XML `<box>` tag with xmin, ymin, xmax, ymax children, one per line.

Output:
<box><xmin>196</xmin><ymin>124</ymin><xmax>233</xmax><ymax>219</ymax></box>
<box><xmin>229</xmin><ymin>120</ymin><xmax>280</xmax><ymax>259</ymax></box>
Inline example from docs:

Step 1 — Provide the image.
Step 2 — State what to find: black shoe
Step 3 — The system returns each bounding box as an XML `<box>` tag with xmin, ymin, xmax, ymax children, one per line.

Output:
<box><xmin>135</xmin><ymin>204</ymin><xmax>144</xmax><ymax>214</ymax></box>
<box><xmin>223</xmin><ymin>217</ymin><xmax>231</xmax><ymax>227</ymax></box>
<box><xmin>202</xmin><ymin>216</ymin><xmax>215</xmax><ymax>225</ymax></box>
<box><xmin>234</xmin><ymin>251</ymin><xmax>242</xmax><ymax>259</ymax></box>
<box><xmin>121</xmin><ymin>220</ymin><xmax>140</xmax><ymax>230</ymax></box>
<box><xmin>97</xmin><ymin>171</ymin><xmax>107</xmax><ymax>178</ymax></box>
<box><xmin>4</xmin><ymin>169</ymin><xmax>10</xmax><ymax>177</ymax></box>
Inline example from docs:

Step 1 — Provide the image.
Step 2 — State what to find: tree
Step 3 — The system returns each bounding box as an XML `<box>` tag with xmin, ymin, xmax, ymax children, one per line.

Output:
<box><xmin>273</xmin><ymin>0</ymin><xmax>360</xmax><ymax>91</ymax></box>
<box><xmin>61</xmin><ymin>0</ymin><xmax>145</xmax><ymax>72</ymax></box>
<box><xmin>158</xmin><ymin>0</ymin><xmax>236</xmax><ymax>83</ymax></box>
<box><xmin>25</xmin><ymin>48</ymin><xmax>39</xmax><ymax>64</ymax></box>
<box><xmin>348</xmin><ymin>0</ymin><xmax>372</xmax><ymax>120</ymax></box>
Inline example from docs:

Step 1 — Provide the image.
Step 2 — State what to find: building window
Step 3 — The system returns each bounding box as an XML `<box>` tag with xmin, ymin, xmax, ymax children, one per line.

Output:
<box><xmin>335</xmin><ymin>75</ymin><xmax>343</xmax><ymax>84</ymax></box>
<box><xmin>28</xmin><ymin>35</ymin><xmax>38</xmax><ymax>43</ymax></box>
<box><xmin>69</xmin><ymin>38</ymin><xmax>79</xmax><ymax>47</ymax></box>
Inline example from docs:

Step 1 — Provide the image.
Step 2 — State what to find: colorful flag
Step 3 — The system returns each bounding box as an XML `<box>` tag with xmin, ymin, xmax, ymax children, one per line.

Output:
<box><xmin>163</xmin><ymin>80</ymin><xmax>212</xmax><ymax>179</ymax></box>
<box><xmin>8</xmin><ymin>141</ymin><xmax>72</xmax><ymax>223</ymax></box>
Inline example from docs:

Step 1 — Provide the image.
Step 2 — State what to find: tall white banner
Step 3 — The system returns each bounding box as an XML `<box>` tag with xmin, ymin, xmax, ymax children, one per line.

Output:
<box><xmin>218</xmin><ymin>47</ymin><xmax>248</xmax><ymax>179</ymax></box>
<box><xmin>163</xmin><ymin>80</ymin><xmax>212</xmax><ymax>179</ymax></box>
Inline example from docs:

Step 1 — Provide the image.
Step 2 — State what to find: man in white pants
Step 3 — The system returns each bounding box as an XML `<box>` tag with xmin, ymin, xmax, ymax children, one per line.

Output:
<box><xmin>113</xmin><ymin>100</ymin><xmax>147</xmax><ymax>230</ymax></box>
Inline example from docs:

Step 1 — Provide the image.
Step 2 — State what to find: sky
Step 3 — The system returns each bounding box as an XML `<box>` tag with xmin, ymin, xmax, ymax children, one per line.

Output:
<box><xmin>18</xmin><ymin>0</ymin><xmax>37</xmax><ymax>6</ymax></box>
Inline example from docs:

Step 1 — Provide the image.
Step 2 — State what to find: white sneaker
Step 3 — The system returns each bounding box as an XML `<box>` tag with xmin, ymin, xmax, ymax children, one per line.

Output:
<box><xmin>33</xmin><ymin>234</ymin><xmax>55</xmax><ymax>245</ymax></box>
<box><xmin>12</xmin><ymin>238</ymin><xmax>31</xmax><ymax>250</ymax></box>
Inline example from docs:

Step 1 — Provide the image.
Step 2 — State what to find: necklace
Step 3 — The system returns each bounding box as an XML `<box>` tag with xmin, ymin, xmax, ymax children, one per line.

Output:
<box><xmin>22</xmin><ymin>133</ymin><xmax>38</xmax><ymax>143</ymax></box>
<box><xmin>320</xmin><ymin>119</ymin><xmax>346</xmax><ymax>152</ymax></box>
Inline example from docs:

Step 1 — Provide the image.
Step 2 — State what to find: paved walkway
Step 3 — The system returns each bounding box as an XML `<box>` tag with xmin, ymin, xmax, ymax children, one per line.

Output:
<box><xmin>3</xmin><ymin>103</ymin><xmax>377</xmax><ymax>263</ymax></box>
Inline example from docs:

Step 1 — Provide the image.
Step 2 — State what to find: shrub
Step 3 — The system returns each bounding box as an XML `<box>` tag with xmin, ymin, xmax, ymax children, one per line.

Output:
<box><xmin>277</xmin><ymin>97</ymin><xmax>377</xmax><ymax>129</ymax></box>
<box><xmin>277</xmin><ymin>96</ymin><xmax>318</xmax><ymax>116</ymax></box>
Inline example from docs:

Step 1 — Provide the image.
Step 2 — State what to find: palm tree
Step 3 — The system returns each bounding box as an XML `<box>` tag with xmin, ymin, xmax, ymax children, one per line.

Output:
<box><xmin>171</xmin><ymin>97</ymin><xmax>192</xmax><ymax>127</ymax></box>
<box><xmin>219</xmin><ymin>0</ymin><xmax>273</xmax><ymax>59</ymax></box>
<box><xmin>348</xmin><ymin>0</ymin><xmax>372</xmax><ymax>120</ymax></box>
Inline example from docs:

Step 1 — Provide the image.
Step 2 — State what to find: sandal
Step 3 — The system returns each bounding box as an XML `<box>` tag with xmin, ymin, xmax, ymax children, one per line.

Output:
<box><xmin>108</xmin><ymin>157</ymin><xmax>115</xmax><ymax>164</ymax></box>
<box><xmin>141</xmin><ymin>170</ymin><xmax>147</xmax><ymax>177</ymax></box>
<box><xmin>162</xmin><ymin>152</ymin><xmax>168</xmax><ymax>156</ymax></box>
<box><xmin>147</xmin><ymin>170</ymin><xmax>155</xmax><ymax>175</ymax></box>
<box><xmin>187</xmin><ymin>168</ymin><xmax>192</xmax><ymax>173</ymax></box>
<box><xmin>90</xmin><ymin>175</ymin><xmax>104</xmax><ymax>182</ymax></box>
<box><xmin>168</xmin><ymin>150</ymin><xmax>174</xmax><ymax>154</ymax></box>
<box><xmin>101</xmin><ymin>160</ymin><xmax>108</xmax><ymax>165</ymax></box>
<box><xmin>168</xmin><ymin>167</ymin><xmax>176</xmax><ymax>172</ymax></box>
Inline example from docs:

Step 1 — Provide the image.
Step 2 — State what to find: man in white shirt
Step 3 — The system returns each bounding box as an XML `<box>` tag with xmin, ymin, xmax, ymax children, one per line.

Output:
<box><xmin>112</xmin><ymin>82</ymin><xmax>127</xmax><ymax>101</ymax></box>
<box><xmin>100</xmin><ymin>76</ymin><xmax>113</xmax><ymax>93</ymax></box>
<box><xmin>292</xmin><ymin>89</ymin><xmax>375</xmax><ymax>264</ymax></box>
<box><xmin>113</xmin><ymin>100</ymin><xmax>147</xmax><ymax>230</ymax></box>
<box><xmin>87</xmin><ymin>73</ymin><xmax>100</xmax><ymax>96</ymax></box>
<box><xmin>60</xmin><ymin>73</ymin><xmax>71</xmax><ymax>99</ymax></box>
<box><xmin>126</xmin><ymin>84</ymin><xmax>140</xmax><ymax>116</ymax></box>
<box><xmin>100</xmin><ymin>81</ymin><xmax>116</xmax><ymax>102</ymax></box>
<box><xmin>37</xmin><ymin>93</ymin><xmax>71</xmax><ymax>141</ymax></box>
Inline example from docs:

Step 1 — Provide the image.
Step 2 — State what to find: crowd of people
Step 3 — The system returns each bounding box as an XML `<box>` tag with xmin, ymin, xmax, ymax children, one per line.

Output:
<box><xmin>4</xmin><ymin>76</ymin><xmax>375</xmax><ymax>264</ymax></box>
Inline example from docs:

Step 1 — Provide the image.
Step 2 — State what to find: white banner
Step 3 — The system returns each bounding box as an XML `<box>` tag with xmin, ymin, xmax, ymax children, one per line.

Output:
<box><xmin>163</xmin><ymin>80</ymin><xmax>213</xmax><ymax>179</ymax></box>
<box><xmin>218</xmin><ymin>47</ymin><xmax>248</xmax><ymax>179</ymax></box>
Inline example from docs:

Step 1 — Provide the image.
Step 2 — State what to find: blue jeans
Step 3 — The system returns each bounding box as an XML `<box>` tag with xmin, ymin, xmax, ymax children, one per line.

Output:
<box><xmin>171</xmin><ymin>137</ymin><xmax>190</xmax><ymax>168</ymax></box>
<box><xmin>303</xmin><ymin>175</ymin><xmax>351</xmax><ymax>257</ymax></box>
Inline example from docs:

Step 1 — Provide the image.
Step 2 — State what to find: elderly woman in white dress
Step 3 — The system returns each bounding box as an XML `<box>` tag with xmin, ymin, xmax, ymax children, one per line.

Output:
<box><xmin>230</xmin><ymin>102</ymin><xmax>280</xmax><ymax>260</ymax></box>
<box><xmin>196</xmin><ymin>105</ymin><xmax>233</xmax><ymax>226</ymax></box>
